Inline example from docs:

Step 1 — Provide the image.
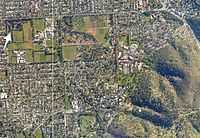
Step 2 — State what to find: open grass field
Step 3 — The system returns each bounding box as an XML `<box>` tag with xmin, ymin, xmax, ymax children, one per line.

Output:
<box><xmin>72</xmin><ymin>16</ymin><xmax>109</xmax><ymax>43</ymax></box>
<box><xmin>33</xmin><ymin>50</ymin><xmax>58</xmax><ymax>63</ymax></box>
<box><xmin>84</xmin><ymin>16</ymin><xmax>96</xmax><ymax>36</ymax></box>
<box><xmin>0</xmin><ymin>72</ymin><xmax>7</xmax><ymax>81</ymax></box>
<box><xmin>33</xmin><ymin>128</ymin><xmax>43</xmax><ymax>138</ymax></box>
<box><xmin>72</xmin><ymin>17</ymin><xmax>86</xmax><ymax>32</ymax></box>
<box><xmin>34</xmin><ymin>52</ymin><xmax>47</xmax><ymax>62</ymax></box>
<box><xmin>8</xmin><ymin>18</ymin><xmax>86</xmax><ymax>63</ymax></box>
<box><xmin>7</xmin><ymin>42</ymin><xmax>33</xmax><ymax>50</ymax></box>
<box><xmin>79</xmin><ymin>115</ymin><xmax>96</xmax><ymax>137</ymax></box>
<box><xmin>46</xmin><ymin>38</ymin><xmax>58</xmax><ymax>48</ymax></box>
<box><xmin>33</xmin><ymin>43</ymin><xmax>44</xmax><ymax>51</ymax></box>
<box><xmin>12</xmin><ymin>31</ymin><xmax>24</xmax><ymax>42</ymax></box>
<box><xmin>118</xmin><ymin>34</ymin><xmax>129</xmax><ymax>46</ymax></box>
<box><xmin>64</xmin><ymin>95</ymin><xmax>72</xmax><ymax>111</ymax></box>
<box><xmin>7</xmin><ymin>19</ymin><xmax>50</xmax><ymax>63</ymax></box>
<box><xmin>94</xmin><ymin>16</ymin><xmax>109</xmax><ymax>42</ymax></box>
<box><xmin>96</xmin><ymin>28</ymin><xmax>108</xmax><ymax>42</ymax></box>
<box><xmin>7</xmin><ymin>50</ymin><xmax>16</xmax><ymax>63</ymax></box>
<box><xmin>62</xmin><ymin>46</ymin><xmax>78</xmax><ymax>61</ymax></box>
<box><xmin>32</xmin><ymin>19</ymin><xmax>45</xmax><ymax>34</ymax></box>
<box><xmin>16</xmin><ymin>133</ymin><xmax>25</xmax><ymax>138</ymax></box>
<box><xmin>23</xmin><ymin>21</ymin><xmax>32</xmax><ymax>42</ymax></box>
<box><xmin>24</xmin><ymin>50</ymin><xmax>33</xmax><ymax>62</ymax></box>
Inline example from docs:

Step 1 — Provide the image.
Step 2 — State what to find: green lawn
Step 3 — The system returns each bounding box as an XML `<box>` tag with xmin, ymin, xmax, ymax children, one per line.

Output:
<box><xmin>64</xmin><ymin>95</ymin><xmax>72</xmax><ymax>111</ymax></box>
<box><xmin>12</xmin><ymin>31</ymin><xmax>24</xmax><ymax>42</ymax></box>
<box><xmin>7</xmin><ymin>42</ymin><xmax>32</xmax><ymax>50</ymax></box>
<box><xmin>0</xmin><ymin>72</ymin><xmax>7</xmax><ymax>81</ymax></box>
<box><xmin>118</xmin><ymin>35</ymin><xmax>129</xmax><ymax>46</ymax></box>
<box><xmin>34</xmin><ymin>128</ymin><xmax>43</xmax><ymax>138</ymax></box>
<box><xmin>34</xmin><ymin>50</ymin><xmax>58</xmax><ymax>63</ymax></box>
<box><xmin>72</xmin><ymin>16</ymin><xmax>109</xmax><ymax>43</ymax></box>
<box><xmin>34</xmin><ymin>52</ymin><xmax>47</xmax><ymax>62</ymax></box>
<box><xmin>33</xmin><ymin>44</ymin><xmax>44</xmax><ymax>51</ymax></box>
<box><xmin>96</xmin><ymin>28</ymin><xmax>108</xmax><ymax>43</ymax></box>
<box><xmin>7</xmin><ymin>43</ymin><xmax>22</xmax><ymax>50</ymax></box>
<box><xmin>6</xmin><ymin>20</ymin><xmax>55</xmax><ymax>63</ymax></box>
<box><xmin>24</xmin><ymin>50</ymin><xmax>33</xmax><ymax>62</ymax></box>
<box><xmin>16</xmin><ymin>133</ymin><xmax>25</xmax><ymax>138</ymax></box>
<box><xmin>72</xmin><ymin>17</ymin><xmax>86</xmax><ymax>32</ymax></box>
<box><xmin>7</xmin><ymin>42</ymin><xmax>59</xmax><ymax>63</ymax></box>
<box><xmin>62</xmin><ymin>46</ymin><xmax>77</xmax><ymax>61</ymax></box>
<box><xmin>23</xmin><ymin>21</ymin><xmax>32</xmax><ymax>42</ymax></box>
<box><xmin>79</xmin><ymin>115</ymin><xmax>96</xmax><ymax>136</ymax></box>
<box><xmin>96</xmin><ymin>16</ymin><xmax>108</xmax><ymax>27</ymax></box>
<box><xmin>12</xmin><ymin>21</ymin><xmax>32</xmax><ymax>43</ymax></box>
<box><xmin>32</xmin><ymin>19</ymin><xmax>45</xmax><ymax>34</ymax></box>
<box><xmin>7</xmin><ymin>50</ymin><xmax>16</xmax><ymax>63</ymax></box>
<box><xmin>93</xmin><ymin>16</ymin><xmax>109</xmax><ymax>43</ymax></box>
<box><xmin>46</xmin><ymin>39</ymin><xmax>58</xmax><ymax>48</ymax></box>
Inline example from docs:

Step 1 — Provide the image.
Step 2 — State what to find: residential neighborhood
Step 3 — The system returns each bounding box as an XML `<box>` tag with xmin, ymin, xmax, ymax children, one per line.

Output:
<box><xmin>0</xmin><ymin>0</ymin><xmax>200</xmax><ymax>138</ymax></box>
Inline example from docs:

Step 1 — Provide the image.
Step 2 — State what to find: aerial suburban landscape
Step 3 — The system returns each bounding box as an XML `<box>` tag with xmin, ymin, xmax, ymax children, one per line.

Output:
<box><xmin>0</xmin><ymin>0</ymin><xmax>200</xmax><ymax>138</ymax></box>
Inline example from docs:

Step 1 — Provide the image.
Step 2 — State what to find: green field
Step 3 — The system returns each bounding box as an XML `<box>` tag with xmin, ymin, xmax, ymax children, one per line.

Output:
<box><xmin>79</xmin><ymin>115</ymin><xmax>96</xmax><ymax>136</ymax></box>
<box><xmin>32</xmin><ymin>19</ymin><xmax>45</xmax><ymax>34</ymax></box>
<box><xmin>23</xmin><ymin>21</ymin><xmax>32</xmax><ymax>42</ymax></box>
<box><xmin>34</xmin><ymin>52</ymin><xmax>47</xmax><ymax>62</ymax></box>
<box><xmin>33</xmin><ymin>43</ymin><xmax>44</xmax><ymax>51</ymax></box>
<box><xmin>12</xmin><ymin>31</ymin><xmax>24</xmax><ymax>42</ymax></box>
<box><xmin>7</xmin><ymin>51</ymin><xmax>16</xmax><ymax>63</ymax></box>
<box><xmin>64</xmin><ymin>95</ymin><xmax>72</xmax><ymax>111</ymax></box>
<box><xmin>0</xmin><ymin>72</ymin><xmax>7</xmax><ymax>81</ymax></box>
<box><xmin>62</xmin><ymin>46</ymin><xmax>78</xmax><ymax>61</ymax></box>
<box><xmin>118</xmin><ymin>34</ymin><xmax>129</xmax><ymax>46</ymax></box>
<box><xmin>16</xmin><ymin>133</ymin><xmax>25</xmax><ymax>138</ymax></box>
<box><xmin>96</xmin><ymin>28</ymin><xmax>109</xmax><ymax>42</ymax></box>
<box><xmin>24</xmin><ymin>50</ymin><xmax>33</xmax><ymax>62</ymax></box>
<box><xmin>46</xmin><ymin>39</ymin><xmax>58</xmax><ymax>48</ymax></box>
<box><xmin>7</xmin><ymin>42</ymin><xmax>32</xmax><ymax>50</ymax></box>
<box><xmin>71</xmin><ymin>16</ymin><xmax>109</xmax><ymax>43</ymax></box>
<box><xmin>7</xmin><ymin>18</ymin><xmax>84</xmax><ymax>63</ymax></box>
<box><xmin>34</xmin><ymin>128</ymin><xmax>43</xmax><ymax>138</ymax></box>
<box><xmin>72</xmin><ymin>17</ymin><xmax>86</xmax><ymax>32</ymax></box>
<box><xmin>95</xmin><ymin>16</ymin><xmax>109</xmax><ymax>42</ymax></box>
<box><xmin>6</xmin><ymin>19</ymin><xmax>49</xmax><ymax>63</ymax></box>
